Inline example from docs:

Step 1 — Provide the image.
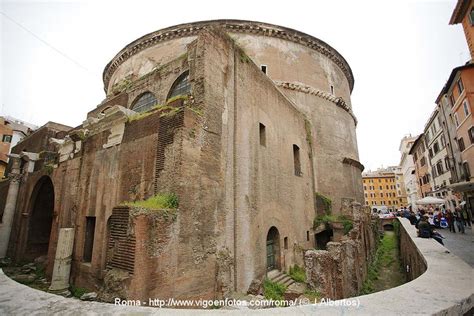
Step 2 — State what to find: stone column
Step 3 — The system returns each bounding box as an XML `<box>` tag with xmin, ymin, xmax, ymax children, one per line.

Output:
<box><xmin>0</xmin><ymin>155</ymin><xmax>22</xmax><ymax>258</ymax></box>
<box><xmin>49</xmin><ymin>228</ymin><xmax>75</xmax><ymax>291</ymax></box>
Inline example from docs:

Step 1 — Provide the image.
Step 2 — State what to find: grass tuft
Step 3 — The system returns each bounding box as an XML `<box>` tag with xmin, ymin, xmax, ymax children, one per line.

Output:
<box><xmin>289</xmin><ymin>265</ymin><xmax>306</xmax><ymax>283</ymax></box>
<box><xmin>70</xmin><ymin>285</ymin><xmax>89</xmax><ymax>298</ymax></box>
<box><xmin>263</xmin><ymin>278</ymin><xmax>286</xmax><ymax>301</ymax></box>
<box><xmin>123</xmin><ymin>193</ymin><xmax>179</xmax><ymax>209</ymax></box>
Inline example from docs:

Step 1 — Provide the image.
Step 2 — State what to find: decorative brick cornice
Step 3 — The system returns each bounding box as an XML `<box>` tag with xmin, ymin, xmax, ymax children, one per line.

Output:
<box><xmin>274</xmin><ymin>81</ymin><xmax>358</xmax><ymax>125</ymax></box>
<box><xmin>342</xmin><ymin>157</ymin><xmax>365</xmax><ymax>172</ymax></box>
<box><xmin>103</xmin><ymin>20</ymin><xmax>354</xmax><ymax>93</ymax></box>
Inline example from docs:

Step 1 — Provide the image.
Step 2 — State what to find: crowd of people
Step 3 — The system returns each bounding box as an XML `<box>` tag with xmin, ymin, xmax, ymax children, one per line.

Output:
<box><xmin>395</xmin><ymin>205</ymin><xmax>472</xmax><ymax>245</ymax></box>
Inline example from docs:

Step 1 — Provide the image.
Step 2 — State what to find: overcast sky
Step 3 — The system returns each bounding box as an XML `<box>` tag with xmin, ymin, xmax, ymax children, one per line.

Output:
<box><xmin>0</xmin><ymin>0</ymin><xmax>469</xmax><ymax>171</ymax></box>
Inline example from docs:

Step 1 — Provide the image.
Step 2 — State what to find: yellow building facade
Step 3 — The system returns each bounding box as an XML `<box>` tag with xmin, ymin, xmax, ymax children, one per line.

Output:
<box><xmin>363</xmin><ymin>168</ymin><xmax>408</xmax><ymax>210</ymax></box>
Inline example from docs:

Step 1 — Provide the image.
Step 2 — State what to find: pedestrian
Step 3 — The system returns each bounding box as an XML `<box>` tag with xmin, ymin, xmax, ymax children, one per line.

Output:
<box><xmin>455</xmin><ymin>208</ymin><xmax>465</xmax><ymax>234</ymax></box>
<box><xmin>417</xmin><ymin>215</ymin><xmax>444</xmax><ymax>245</ymax></box>
<box><xmin>446</xmin><ymin>210</ymin><xmax>456</xmax><ymax>233</ymax></box>
<box><xmin>461</xmin><ymin>207</ymin><xmax>471</xmax><ymax>227</ymax></box>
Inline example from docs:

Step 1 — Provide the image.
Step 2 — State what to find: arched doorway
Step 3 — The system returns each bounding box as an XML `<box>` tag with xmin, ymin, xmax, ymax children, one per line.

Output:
<box><xmin>266</xmin><ymin>226</ymin><xmax>280</xmax><ymax>271</ymax></box>
<box><xmin>26</xmin><ymin>176</ymin><xmax>54</xmax><ymax>259</ymax></box>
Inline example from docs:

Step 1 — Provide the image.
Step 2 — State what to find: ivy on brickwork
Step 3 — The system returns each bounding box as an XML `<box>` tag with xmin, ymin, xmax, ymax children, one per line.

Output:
<box><xmin>315</xmin><ymin>192</ymin><xmax>332</xmax><ymax>214</ymax></box>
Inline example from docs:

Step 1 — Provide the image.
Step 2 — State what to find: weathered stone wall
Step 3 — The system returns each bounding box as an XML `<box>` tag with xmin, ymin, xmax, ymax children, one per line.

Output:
<box><xmin>11</xmin><ymin>123</ymin><xmax>70</xmax><ymax>155</ymax></box>
<box><xmin>304</xmin><ymin>208</ymin><xmax>379</xmax><ymax>299</ymax></box>
<box><xmin>99</xmin><ymin>206</ymin><xmax>180</xmax><ymax>302</ymax></box>
<box><xmin>106</xmin><ymin>36</ymin><xmax>196</xmax><ymax>94</ymax></box>
<box><xmin>399</xmin><ymin>218</ymin><xmax>427</xmax><ymax>281</ymax></box>
<box><xmin>7</xmin><ymin>103</ymin><xmax>189</xmax><ymax>292</ymax></box>
<box><xmin>6</xmin><ymin>24</ymin><xmax>367</xmax><ymax>302</ymax></box>
<box><xmin>101</xmin><ymin>20</ymin><xmax>363</xmax><ymax>215</ymax></box>
<box><xmin>280</xmin><ymin>89</ymin><xmax>363</xmax><ymax>213</ymax></box>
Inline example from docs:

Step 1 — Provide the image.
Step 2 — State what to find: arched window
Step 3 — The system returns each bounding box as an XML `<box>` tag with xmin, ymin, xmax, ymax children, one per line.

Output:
<box><xmin>131</xmin><ymin>92</ymin><xmax>157</xmax><ymax>113</ymax></box>
<box><xmin>167</xmin><ymin>71</ymin><xmax>191</xmax><ymax>100</ymax></box>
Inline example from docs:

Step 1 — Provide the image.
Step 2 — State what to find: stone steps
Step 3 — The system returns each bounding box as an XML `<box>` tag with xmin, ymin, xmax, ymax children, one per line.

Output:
<box><xmin>267</xmin><ymin>269</ymin><xmax>294</xmax><ymax>288</ymax></box>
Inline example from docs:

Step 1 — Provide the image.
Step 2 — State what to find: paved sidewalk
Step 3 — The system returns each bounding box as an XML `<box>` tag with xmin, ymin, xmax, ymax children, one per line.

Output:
<box><xmin>438</xmin><ymin>224</ymin><xmax>474</xmax><ymax>267</ymax></box>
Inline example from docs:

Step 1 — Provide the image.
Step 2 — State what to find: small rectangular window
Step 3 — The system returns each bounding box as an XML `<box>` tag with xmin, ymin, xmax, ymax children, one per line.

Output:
<box><xmin>468</xmin><ymin>126</ymin><xmax>474</xmax><ymax>144</ymax></box>
<box><xmin>463</xmin><ymin>99</ymin><xmax>470</xmax><ymax>117</ymax></box>
<box><xmin>306</xmin><ymin>231</ymin><xmax>310</xmax><ymax>241</ymax></box>
<box><xmin>284</xmin><ymin>237</ymin><xmax>288</xmax><ymax>250</ymax></box>
<box><xmin>457</xmin><ymin>79</ymin><xmax>464</xmax><ymax>93</ymax></box>
<box><xmin>470</xmin><ymin>8</ymin><xmax>474</xmax><ymax>25</ymax></box>
<box><xmin>259</xmin><ymin>123</ymin><xmax>266</xmax><ymax>146</ymax></box>
<box><xmin>330</xmin><ymin>85</ymin><xmax>334</xmax><ymax>95</ymax></box>
<box><xmin>463</xmin><ymin>162</ymin><xmax>471</xmax><ymax>180</ymax></box>
<box><xmin>83</xmin><ymin>216</ymin><xmax>96</xmax><ymax>263</ymax></box>
<box><xmin>458</xmin><ymin>137</ymin><xmax>465</xmax><ymax>151</ymax></box>
<box><xmin>293</xmin><ymin>144</ymin><xmax>301</xmax><ymax>176</ymax></box>
<box><xmin>2</xmin><ymin>135</ymin><xmax>12</xmax><ymax>143</ymax></box>
<box><xmin>261</xmin><ymin>65</ymin><xmax>267</xmax><ymax>74</ymax></box>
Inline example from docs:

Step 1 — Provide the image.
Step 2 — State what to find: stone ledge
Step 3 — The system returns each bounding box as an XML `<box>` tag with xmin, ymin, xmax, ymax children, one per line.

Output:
<box><xmin>0</xmin><ymin>218</ymin><xmax>472</xmax><ymax>315</ymax></box>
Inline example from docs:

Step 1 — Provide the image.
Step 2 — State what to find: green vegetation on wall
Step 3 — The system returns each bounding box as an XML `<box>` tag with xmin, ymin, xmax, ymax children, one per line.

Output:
<box><xmin>315</xmin><ymin>192</ymin><xmax>332</xmax><ymax>215</ymax></box>
<box><xmin>339</xmin><ymin>215</ymin><xmax>354</xmax><ymax>235</ymax></box>
<box><xmin>304</xmin><ymin>119</ymin><xmax>313</xmax><ymax>150</ymax></box>
<box><xmin>313</xmin><ymin>214</ymin><xmax>354</xmax><ymax>235</ymax></box>
<box><xmin>111</xmin><ymin>77</ymin><xmax>132</xmax><ymax>95</ymax></box>
<box><xmin>122</xmin><ymin>193</ymin><xmax>179</xmax><ymax>210</ymax></box>
<box><xmin>43</xmin><ymin>164</ymin><xmax>54</xmax><ymax>175</ymax></box>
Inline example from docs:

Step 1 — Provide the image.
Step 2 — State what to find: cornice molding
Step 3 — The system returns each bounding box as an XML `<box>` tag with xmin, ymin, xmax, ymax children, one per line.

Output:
<box><xmin>103</xmin><ymin>20</ymin><xmax>354</xmax><ymax>93</ymax></box>
<box><xmin>343</xmin><ymin>157</ymin><xmax>365</xmax><ymax>172</ymax></box>
<box><xmin>274</xmin><ymin>81</ymin><xmax>358</xmax><ymax>125</ymax></box>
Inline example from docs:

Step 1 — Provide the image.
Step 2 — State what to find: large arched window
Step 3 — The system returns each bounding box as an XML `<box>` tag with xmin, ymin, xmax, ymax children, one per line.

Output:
<box><xmin>167</xmin><ymin>71</ymin><xmax>191</xmax><ymax>100</ymax></box>
<box><xmin>131</xmin><ymin>92</ymin><xmax>157</xmax><ymax>113</ymax></box>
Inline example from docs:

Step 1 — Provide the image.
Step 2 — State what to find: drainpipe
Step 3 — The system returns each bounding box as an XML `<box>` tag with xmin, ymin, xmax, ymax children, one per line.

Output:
<box><xmin>0</xmin><ymin>154</ymin><xmax>22</xmax><ymax>258</ymax></box>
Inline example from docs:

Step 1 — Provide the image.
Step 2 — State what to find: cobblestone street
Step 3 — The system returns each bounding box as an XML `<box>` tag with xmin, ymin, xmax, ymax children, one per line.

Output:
<box><xmin>438</xmin><ymin>224</ymin><xmax>474</xmax><ymax>267</ymax></box>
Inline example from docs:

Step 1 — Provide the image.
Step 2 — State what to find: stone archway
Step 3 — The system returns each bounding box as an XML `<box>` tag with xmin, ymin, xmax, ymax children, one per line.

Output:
<box><xmin>25</xmin><ymin>176</ymin><xmax>54</xmax><ymax>259</ymax></box>
<box><xmin>266</xmin><ymin>226</ymin><xmax>281</xmax><ymax>271</ymax></box>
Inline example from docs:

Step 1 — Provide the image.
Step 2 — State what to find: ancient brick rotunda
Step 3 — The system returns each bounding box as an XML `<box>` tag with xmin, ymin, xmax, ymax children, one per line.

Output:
<box><xmin>0</xmin><ymin>20</ymin><xmax>370</xmax><ymax>301</ymax></box>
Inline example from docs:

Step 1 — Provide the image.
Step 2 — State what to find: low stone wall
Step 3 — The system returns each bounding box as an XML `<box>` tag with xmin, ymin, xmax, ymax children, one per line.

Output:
<box><xmin>399</xmin><ymin>218</ymin><xmax>427</xmax><ymax>281</ymax></box>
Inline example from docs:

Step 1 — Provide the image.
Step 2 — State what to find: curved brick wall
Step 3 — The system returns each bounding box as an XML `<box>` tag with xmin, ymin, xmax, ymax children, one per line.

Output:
<box><xmin>103</xmin><ymin>20</ymin><xmax>364</xmax><ymax>212</ymax></box>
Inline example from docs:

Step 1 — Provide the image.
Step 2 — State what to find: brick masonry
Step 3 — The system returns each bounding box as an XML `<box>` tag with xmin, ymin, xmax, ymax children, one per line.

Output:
<box><xmin>4</xmin><ymin>24</ymin><xmax>368</xmax><ymax>301</ymax></box>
